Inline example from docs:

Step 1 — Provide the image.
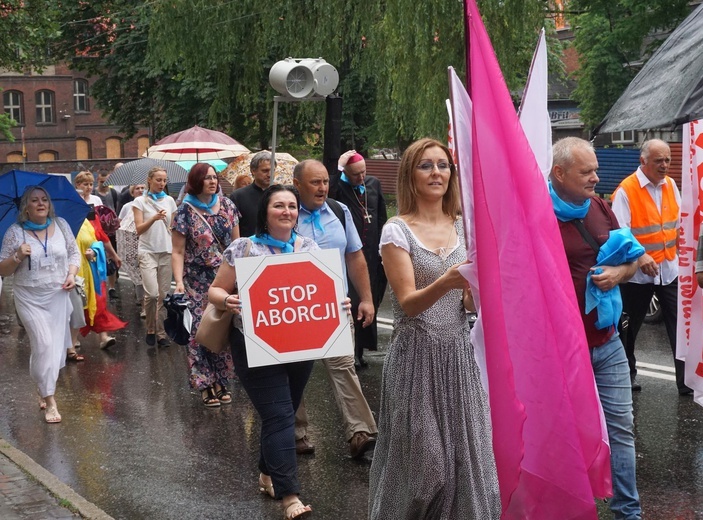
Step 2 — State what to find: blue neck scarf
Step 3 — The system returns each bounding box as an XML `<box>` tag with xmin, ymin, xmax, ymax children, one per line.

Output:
<box><xmin>22</xmin><ymin>217</ymin><xmax>52</xmax><ymax>231</ymax></box>
<box><xmin>549</xmin><ymin>182</ymin><xmax>590</xmax><ymax>222</ymax></box>
<box><xmin>183</xmin><ymin>193</ymin><xmax>218</xmax><ymax>214</ymax></box>
<box><xmin>147</xmin><ymin>191</ymin><xmax>166</xmax><ymax>201</ymax></box>
<box><xmin>340</xmin><ymin>172</ymin><xmax>365</xmax><ymax>194</ymax></box>
<box><xmin>302</xmin><ymin>206</ymin><xmax>325</xmax><ymax>232</ymax></box>
<box><xmin>250</xmin><ymin>232</ymin><xmax>297</xmax><ymax>253</ymax></box>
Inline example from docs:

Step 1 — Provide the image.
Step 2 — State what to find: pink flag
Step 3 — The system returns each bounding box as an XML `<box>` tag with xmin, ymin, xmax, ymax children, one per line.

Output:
<box><xmin>677</xmin><ymin>119</ymin><xmax>703</xmax><ymax>406</ymax></box>
<box><xmin>452</xmin><ymin>1</ymin><xmax>612</xmax><ymax>517</ymax></box>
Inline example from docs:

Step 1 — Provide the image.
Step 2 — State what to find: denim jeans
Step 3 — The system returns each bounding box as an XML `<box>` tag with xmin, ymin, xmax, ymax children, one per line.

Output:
<box><xmin>590</xmin><ymin>333</ymin><xmax>641</xmax><ymax>520</ymax></box>
<box><xmin>230</xmin><ymin>327</ymin><xmax>313</xmax><ymax>499</ymax></box>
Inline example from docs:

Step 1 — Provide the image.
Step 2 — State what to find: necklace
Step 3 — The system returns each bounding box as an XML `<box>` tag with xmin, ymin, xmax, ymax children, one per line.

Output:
<box><xmin>435</xmin><ymin>221</ymin><xmax>456</xmax><ymax>261</ymax></box>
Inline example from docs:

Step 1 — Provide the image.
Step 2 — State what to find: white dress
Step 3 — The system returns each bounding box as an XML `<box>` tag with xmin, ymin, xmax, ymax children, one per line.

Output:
<box><xmin>0</xmin><ymin>218</ymin><xmax>81</xmax><ymax>397</ymax></box>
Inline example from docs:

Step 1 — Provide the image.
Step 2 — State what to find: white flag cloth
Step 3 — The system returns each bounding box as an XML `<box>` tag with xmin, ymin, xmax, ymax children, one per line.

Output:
<box><xmin>518</xmin><ymin>28</ymin><xmax>552</xmax><ymax>181</ymax></box>
<box><xmin>677</xmin><ymin>119</ymin><xmax>703</xmax><ymax>407</ymax></box>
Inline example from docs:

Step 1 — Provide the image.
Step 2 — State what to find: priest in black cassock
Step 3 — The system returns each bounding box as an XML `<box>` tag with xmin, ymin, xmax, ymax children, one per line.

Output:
<box><xmin>331</xmin><ymin>151</ymin><xmax>387</xmax><ymax>369</ymax></box>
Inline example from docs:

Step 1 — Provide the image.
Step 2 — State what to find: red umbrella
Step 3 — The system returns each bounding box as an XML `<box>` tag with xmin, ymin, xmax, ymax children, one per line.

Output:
<box><xmin>146</xmin><ymin>125</ymin><xmax>250</xmax><ymax>161</ymax></box>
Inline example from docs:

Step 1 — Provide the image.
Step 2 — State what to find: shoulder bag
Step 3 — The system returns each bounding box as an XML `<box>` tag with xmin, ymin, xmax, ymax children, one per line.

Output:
<box><xmin>193</xmin><ymin>238</ymin><xmax>251</xmax><ymax>353</ymax></box>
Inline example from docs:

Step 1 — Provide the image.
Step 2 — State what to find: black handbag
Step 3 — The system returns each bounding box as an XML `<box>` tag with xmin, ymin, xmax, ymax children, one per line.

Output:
<box><xmin>163</xmin><ymin>293</ymin><xmax>192</xmax><ymax>345</ymax></box>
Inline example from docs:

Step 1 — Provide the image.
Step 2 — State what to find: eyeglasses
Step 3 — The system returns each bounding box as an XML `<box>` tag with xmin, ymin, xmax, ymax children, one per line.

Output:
<box><xmin>204</xmin><ymin>175</ymin><xmax>218</xmax><ymax>181</ymax></box>
<box><xmin>416</xmin><ymin>162</ymin><xmax>452</xmax><ymax>173</ymax></box>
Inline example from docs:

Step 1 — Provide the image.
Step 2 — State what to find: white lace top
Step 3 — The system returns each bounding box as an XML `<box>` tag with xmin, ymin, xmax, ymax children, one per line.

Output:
<box><xmin>0</xmin><ymin>218</ymin><xmax>81</xmax><ymax>287</ymax></box>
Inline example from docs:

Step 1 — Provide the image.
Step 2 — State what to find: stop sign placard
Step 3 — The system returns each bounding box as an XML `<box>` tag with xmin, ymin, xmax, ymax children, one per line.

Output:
<box><xmin>235</xmin><ymin>249</ymin><xmax>353</xmax><ymax>368</ymax></box>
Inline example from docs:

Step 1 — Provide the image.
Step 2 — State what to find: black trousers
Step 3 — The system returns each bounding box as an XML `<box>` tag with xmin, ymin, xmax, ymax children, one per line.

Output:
<box><xmin>620</xmin><ymin>279</ymin><xmax>687</xmax><ymax>391</ymax></box>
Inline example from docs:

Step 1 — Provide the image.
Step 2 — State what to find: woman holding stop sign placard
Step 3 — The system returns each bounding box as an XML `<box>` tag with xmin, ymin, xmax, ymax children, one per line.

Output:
<box><xmin>210</xmin><ymin>184</ymin><xmax>349</xmax><ymax>520</ymax></box>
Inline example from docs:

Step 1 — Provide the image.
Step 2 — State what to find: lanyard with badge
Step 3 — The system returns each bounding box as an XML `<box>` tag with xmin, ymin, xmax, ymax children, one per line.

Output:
<box><xmin>29</xmin><ymin>229</ymin><xmax>54</xmax><ymax>270</ymax></box>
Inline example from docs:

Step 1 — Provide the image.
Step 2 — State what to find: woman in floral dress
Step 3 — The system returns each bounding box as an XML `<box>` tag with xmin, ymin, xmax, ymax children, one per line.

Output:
<box><xmin>172</xmin><ymin>163</ymin><xmax>240</xmax><ymax>407</ymax></box>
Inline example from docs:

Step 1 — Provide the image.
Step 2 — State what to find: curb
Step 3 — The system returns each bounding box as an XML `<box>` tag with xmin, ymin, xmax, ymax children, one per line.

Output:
<box><xmin>0</xmin><ymin>437</ymin><xmax>114</xmax><ymax>520</ymax></box>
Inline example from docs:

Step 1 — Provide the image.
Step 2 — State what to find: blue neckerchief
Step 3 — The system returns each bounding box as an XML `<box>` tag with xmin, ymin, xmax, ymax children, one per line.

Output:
<box><xmin>549</xmin><ymin>182</ymin><xmax>590</xmax><ymax>222</ymax></box>
<box><xmin>585</xmin><ymin>228</ymin><xmax>645</xmax><ymax>330</ymax></box>
<box><xmin>183</xmin><ymin>193</ymin><xmax>218</xmax><ymax>214</ymax></box>
<box><xmin>250</xmin><ymin>232</ymin><xmax>297</xmax><ymax>253</ymax></box>
<box><xmin>22</xmin><ymin>217</ymin><xmax>52</xmax><ymax>231</ymax></box>
<box><xmin>302</xmin><ymin>207</ymin><xmax>325</xmax><ymax>232</ymax></box>
<box><xmin>147</xmin><ymin>191</ymin><xmax>166</xmax><ymax>201</ymax></box>
<box><xmin>89</xmin><ymin>241</ymin><xmax>108</xmax><ymax>296</ymax></box>
<box><xmin>340</xmin><ymin>172</ymin><xmax>365</xmax><ymax>194</ymax></box>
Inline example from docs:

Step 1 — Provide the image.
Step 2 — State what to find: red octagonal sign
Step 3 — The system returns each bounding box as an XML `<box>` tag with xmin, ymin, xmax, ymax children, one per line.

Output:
<box><xmin>249</xmin><ymin>261</ymin><xmax>339</xmax><ymax>353</ymax></box>
<box><xmin>236</xmin><ymin>250</ymin><xmax>352</xmax><ymax>367</ymax></box>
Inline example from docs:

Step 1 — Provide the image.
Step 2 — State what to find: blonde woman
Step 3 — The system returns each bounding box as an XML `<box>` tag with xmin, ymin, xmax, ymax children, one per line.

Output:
<box><xmin>133</xmin><ymin>167</ymin><xmax>177</xmax><ymax>346</ymax></box>
<box><xmin>0</xmin><ymin>187</ymin><xmax>80</xmax><ymax>423</ymax></box>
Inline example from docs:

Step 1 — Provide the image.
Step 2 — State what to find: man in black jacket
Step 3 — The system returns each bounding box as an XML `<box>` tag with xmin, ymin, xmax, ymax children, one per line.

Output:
<box><xmin>229</xmin><ymin>151</ymin><xmax>272</xmax><ymax>237</ymax></box>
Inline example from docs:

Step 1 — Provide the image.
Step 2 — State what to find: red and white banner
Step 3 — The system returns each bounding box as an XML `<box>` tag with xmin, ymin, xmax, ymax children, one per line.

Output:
<box><xmin>677</xmin><ymin>119</ymin><xmax>703</xmax><ymax>406</ymax></box>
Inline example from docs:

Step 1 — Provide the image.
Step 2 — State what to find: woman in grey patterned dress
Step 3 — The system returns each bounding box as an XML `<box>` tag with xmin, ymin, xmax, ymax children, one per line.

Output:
<box><xmin>369</xmin><ymin>138</ymin><xmax>501</xmax><ymax>519</ymax></box>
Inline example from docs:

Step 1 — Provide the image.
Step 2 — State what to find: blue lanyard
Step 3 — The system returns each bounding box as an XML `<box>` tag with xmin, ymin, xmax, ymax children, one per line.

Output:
<box><xmin>30</xmin><ymin>230</ymin><xmax>49</xmax><ymax>257</ymax></box>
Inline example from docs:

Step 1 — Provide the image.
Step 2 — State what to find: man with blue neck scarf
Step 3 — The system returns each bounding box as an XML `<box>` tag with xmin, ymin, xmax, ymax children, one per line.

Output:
<box><xmin>550</xmin><ymin>137</ymin><xmax>642</xmax><ymax>520</ymax></box>
<box><xmin>331</xmin><ymin>150</ymin><xmax>387</xmax><ymax>369</ymax></box>
<box><xmin>292</xmin><ymin>159</ymin><xmax>378</xmax><ymax>459</ymax></box>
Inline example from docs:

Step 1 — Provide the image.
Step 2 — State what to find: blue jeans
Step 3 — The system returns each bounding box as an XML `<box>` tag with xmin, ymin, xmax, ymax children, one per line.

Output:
<box><xmin>590</xmin><ymin>334</ymin><xmax>641</xmax><ymax>520</ymax></box>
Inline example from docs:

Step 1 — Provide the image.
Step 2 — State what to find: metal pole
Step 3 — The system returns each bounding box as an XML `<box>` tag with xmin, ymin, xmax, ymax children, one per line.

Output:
<box><xmin>270</xmin><ymin>98</ymin><xmax>279</xmax><ymax>186</ymax></box>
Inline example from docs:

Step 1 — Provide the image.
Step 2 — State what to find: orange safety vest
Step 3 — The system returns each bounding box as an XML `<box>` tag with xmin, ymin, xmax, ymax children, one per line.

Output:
<box><xmin>614</xmin><ymin>173</ymin><xmax>678</xmax><ymax>263</ymax></box>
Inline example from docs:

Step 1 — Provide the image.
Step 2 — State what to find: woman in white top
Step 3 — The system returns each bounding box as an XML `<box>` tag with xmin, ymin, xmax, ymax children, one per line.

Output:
<box><xmin>133</xmin><ymin>167</ymin><xmax>178</xmax><ymax>346</ymax></box>
<box><xmin>0</xmin><ymin>187</ymin><xmax>81</xmax><ymax>424</ymax></box>
<box><xmin>117</xmin><ymin>184</ymin><xmax>146</xmax><ymax>317</ymax></box>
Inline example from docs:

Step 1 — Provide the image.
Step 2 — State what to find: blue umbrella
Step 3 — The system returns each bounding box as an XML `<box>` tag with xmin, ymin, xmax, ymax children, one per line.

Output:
<box><xmin>175</xmin><ymin>159</ymin><xmax>228</xmax><ymax>172</ymax></box>
<box><xmin>0</xmin><ymin>170</ymin><xmax>90</xmax><ymax>238</ymax></box>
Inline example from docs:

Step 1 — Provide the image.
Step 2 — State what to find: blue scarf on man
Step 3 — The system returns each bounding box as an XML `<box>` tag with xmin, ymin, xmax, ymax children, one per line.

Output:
<box><xmin>549</xmin><ymin>182</ymin><xmax>590</xmax><ymax>221</ymax></box>
<box><xmin>340</xmin><ymin>173</ymin><xmax>365</xmax><ymax>194</ymax></box>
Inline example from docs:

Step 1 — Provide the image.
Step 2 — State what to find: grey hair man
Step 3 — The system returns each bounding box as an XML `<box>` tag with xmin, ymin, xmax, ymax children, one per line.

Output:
<box><xmin>230</xmin><ymin>151</ymin><xmax>273</xmax><ymax>237</ymax></box>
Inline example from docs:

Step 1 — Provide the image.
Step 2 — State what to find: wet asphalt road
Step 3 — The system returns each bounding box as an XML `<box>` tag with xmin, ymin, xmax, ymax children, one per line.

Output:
<box><xmin>0</xmin><ymin>278</ymin><xmax>702</xmax><ymax>520</ymax></box>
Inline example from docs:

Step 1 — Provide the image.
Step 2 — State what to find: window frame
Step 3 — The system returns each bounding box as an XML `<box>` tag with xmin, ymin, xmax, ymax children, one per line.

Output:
<box><xmin>35</xmin><ymin>90</ymin><xmax>55</xmax><ymax>125</ymax></box>
<box><xmin>611</xmin><ymin>130</ymin><xmax>635</xmax><ymax>145</ymax></box>
<box><xmin>73</xmin><ymin>79</ymin><xmax>90</xmax><ymax>113</ymax></box>
<box><xmin>3</xmin><ymin>90</ymin><xmax>24</xmax><ymax>125</ymax></box>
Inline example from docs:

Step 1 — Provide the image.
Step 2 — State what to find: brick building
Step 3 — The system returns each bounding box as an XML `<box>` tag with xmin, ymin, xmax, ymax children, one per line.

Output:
<box><xmin>0</xmin><ymin>63</ymin><xmax>149</xmax><ymax>173</ymax></box>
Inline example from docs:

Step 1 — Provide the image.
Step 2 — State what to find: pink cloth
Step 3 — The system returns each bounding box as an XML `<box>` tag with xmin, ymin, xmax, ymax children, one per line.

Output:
<box><xmin>449</xmin><ymin>2</ymin><xmax>613</xmax><ymax>518</ymax></box>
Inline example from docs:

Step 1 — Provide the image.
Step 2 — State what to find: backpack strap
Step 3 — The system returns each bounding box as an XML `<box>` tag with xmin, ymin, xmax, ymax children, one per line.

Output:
<box><xmin>325</xmin><ymin>198</ymin><xmax>346</xmax><ymax>232</ymax></box>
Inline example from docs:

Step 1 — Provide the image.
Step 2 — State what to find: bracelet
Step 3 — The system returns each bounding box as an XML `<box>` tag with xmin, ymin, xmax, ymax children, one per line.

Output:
<box><xmin>224</xmin><ymin>294</ymin><xmax>232</xmax><ymax>310</ymax></box>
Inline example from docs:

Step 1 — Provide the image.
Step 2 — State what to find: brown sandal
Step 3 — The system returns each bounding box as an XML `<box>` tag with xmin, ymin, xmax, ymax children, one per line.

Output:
<box><xmin>201</xmin><ymin>387</ymin><xmax>220</xmax><ymax>408</ymax></box>
<box><xmin>66</xmin><ymin>351</ymin><xmax>85</xmax><ymax>362</ymax></box>
<box><xmin>283</xmin><ymin>499</ymin><xmax>311</xmax><ymax>519</ymax></box>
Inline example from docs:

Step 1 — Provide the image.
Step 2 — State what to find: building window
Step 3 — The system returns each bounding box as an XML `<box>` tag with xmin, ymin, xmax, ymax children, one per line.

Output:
<box><xmin>611</xmin><ymin>131</ymin><xmax>635</xmax><ymax>144</ymax></box>
<box><xmin>3</xmin><ymin>90</ymin><xmax>23</xmax><ymax>125</ymax></box>
<box><xmin>7</xmin><ymin>152</ymin><xmax>24</xmax><ymax>163</ymax></box>
<box><xmin>76</xmin><ymin>138</ymin><xmax>92</xmax><ymax>160</ymax></box>
<box><xmin>106</xmin><ymin>137</ymin><xmax>123</xmax><ymax>159</ymax></box>
<box><xmin>38</xmin><ymin>150</ymin><xmax>58</xmax><ymax>161</ymax></box>
<box><xmin>74</xmin><ymin>80</ymin><xmax>89</xmax><ymax>113</ymax></box>
<box><xmin>35</xmin><ymin>90</ymin><xmax>55</xmax><ymax>124</ymax></box>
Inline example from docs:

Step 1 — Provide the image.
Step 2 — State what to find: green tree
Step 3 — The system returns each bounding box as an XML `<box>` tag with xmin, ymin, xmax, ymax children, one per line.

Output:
<box><xmin>0</xmin><ymin>0</ymin><xmax>61</xmax><ymax>140</ymax></box>
<box><xmin>55</xmin><ymin>1</ymin><xmax>214</xmax><ymax>140</ymax></box>
<box><xmin>569</xmin><ymin>0</ymin><xmax>690</xmax><ymax>130</ymax></box>
<box><xmin>148</xmin><ymin>0</ymin><xmax>556</xmax><ymax>151</ymax></box>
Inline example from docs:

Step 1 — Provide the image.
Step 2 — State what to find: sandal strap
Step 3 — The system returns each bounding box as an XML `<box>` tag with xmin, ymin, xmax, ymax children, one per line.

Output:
<box><xmin>284</xmin><ymin>499</ymin><xmax>311</xmax><ymax>519</ymax></box>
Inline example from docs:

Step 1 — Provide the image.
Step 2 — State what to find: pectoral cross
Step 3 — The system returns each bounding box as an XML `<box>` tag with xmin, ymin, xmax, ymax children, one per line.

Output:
<box><xmin>364</xmin><ymin>212</ymin><xmax>372</xmax><ymax>223</ymax></box>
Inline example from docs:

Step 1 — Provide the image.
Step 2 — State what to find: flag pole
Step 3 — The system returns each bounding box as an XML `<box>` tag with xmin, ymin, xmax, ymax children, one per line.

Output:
<box><xmin>463</xmin><ymin>0</ymin><xmax>471</xmax><ymax>95</ymax></box>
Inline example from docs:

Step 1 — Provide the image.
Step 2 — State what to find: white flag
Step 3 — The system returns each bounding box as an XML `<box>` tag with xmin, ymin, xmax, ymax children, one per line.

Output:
<box><xmin>518</xmin><ymin>28</ymin><xmax>552</xmax><ymax>181</ymax></box>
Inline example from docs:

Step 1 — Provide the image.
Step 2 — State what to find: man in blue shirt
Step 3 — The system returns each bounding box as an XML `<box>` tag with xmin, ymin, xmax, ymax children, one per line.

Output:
<box><xmin>293</xmin><ymin>159</ymin><xmax>378</xmax><ymax>459</ymax></box>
